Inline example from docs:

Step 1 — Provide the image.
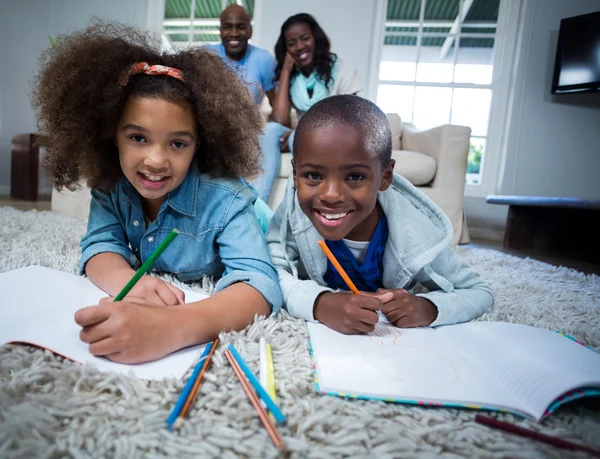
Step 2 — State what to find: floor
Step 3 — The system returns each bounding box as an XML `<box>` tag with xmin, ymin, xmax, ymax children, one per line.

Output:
<box><xmin>2</xmin><ymin>196</ymin><xmax>599</xmax><ymax>276</ymax></box>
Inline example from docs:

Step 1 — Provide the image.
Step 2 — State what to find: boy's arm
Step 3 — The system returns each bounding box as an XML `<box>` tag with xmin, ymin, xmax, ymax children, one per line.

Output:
<box><xmin>414</xmin><ymin>247</ymin><xmax>494</xmax><ymax>326</ymax></box>
<box><xmin>266</xmin><ymin>202</ymin><xmax>333</xmax><ymax>322</ymax></box>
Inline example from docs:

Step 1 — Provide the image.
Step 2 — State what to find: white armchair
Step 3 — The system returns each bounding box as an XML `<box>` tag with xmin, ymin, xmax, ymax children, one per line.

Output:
<box><xmin>267</xmin><ymin>113</ymin><xmax>471</xmax><ymax>246</ymax></box>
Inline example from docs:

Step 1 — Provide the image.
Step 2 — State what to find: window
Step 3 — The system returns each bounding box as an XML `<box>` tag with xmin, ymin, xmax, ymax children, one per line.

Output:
<box><xmin>374</xmin><ymin>0</ymin><xmax>501</xmax><ymax>186</ymax></box>
<box><xmin>161</xmin><ymin>0</ymin><xmax>255</xmax><ymax>51</ymax></box>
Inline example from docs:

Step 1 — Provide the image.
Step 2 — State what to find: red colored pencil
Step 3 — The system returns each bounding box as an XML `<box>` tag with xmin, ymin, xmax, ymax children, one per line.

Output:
<box><xmin>475</xmin><ymin>414</ymin><xmax>600</xmax><ymax>457</ymax></box>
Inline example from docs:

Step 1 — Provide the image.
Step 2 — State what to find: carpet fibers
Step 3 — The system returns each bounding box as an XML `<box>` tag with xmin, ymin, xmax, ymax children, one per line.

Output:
<box><xmin>0</xmin><ymin>207</ymin><xmax>599</xmax><ymax>458</ymax></box>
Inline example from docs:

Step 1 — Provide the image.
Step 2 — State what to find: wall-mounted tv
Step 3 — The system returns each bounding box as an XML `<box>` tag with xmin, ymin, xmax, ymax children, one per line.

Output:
<box><xmin>551</xmin><ymin>11</ymin><xmax>600</xmax><ymax>94</ymax></box>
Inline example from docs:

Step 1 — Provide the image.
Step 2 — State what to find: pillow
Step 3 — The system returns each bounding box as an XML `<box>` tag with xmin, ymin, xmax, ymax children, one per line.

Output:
<box><xmin>392</xmin><ymin>150</ymin><xmax>436</xmax><ymax>186</ymax></box>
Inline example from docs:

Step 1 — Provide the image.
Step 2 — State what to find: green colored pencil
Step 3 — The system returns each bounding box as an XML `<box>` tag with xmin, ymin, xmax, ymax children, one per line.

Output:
<box><xmin>113</xmin><ymin>229</ymin><xmax>179</xmax><ymax>302</ymax></box>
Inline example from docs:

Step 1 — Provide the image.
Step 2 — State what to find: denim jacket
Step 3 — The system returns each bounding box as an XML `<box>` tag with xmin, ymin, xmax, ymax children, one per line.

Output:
<box><xmin>266</xmin><ymin>174</ymin><xmax>493</xmax><ymax>324</ymax></box>
<box><xmin>80</xmin><ymin>166</ymin><xmax>282</xmax><ymax>312</ymax></box>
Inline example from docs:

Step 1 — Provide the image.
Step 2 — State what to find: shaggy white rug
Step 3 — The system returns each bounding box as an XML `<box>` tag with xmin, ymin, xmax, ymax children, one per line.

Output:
<box><xmin>0</xmin><ymin>206</ymin><xmax>599</xmax><ymax>459</ymax></box>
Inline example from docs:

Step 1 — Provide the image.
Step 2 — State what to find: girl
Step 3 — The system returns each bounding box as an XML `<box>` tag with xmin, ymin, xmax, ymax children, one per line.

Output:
<box><xmin>32</xmin><ymin>21</ymin><xmax>282</xmax><ymax>364</ymax></box>
<box><xmin>256</xmin><ymin>13</ymin><xmax>361</xmax><ymax>203</ymax></box>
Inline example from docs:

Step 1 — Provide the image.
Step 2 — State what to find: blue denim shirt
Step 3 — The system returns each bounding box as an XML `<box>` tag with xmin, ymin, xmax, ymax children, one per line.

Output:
<box><xmin>79</xmin><ymin>166</ymin><xmax>282</xmax><ymax>312</ymax></box>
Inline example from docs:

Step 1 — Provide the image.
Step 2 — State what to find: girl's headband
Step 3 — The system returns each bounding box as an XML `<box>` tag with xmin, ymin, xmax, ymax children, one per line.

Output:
<box><xmin>120</xmin><ymin>62</ymin><xmax>184</xmax><ymax>85</ymax></box>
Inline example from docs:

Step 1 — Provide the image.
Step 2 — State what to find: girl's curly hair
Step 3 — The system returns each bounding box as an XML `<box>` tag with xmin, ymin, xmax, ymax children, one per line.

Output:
<box><xmin>273</xmin><ymin>13</ymin><xmax>337</xmax><ymax>88</ymax></box>
<box><xmin>32</xmin><ymin>20</ymin><xmax>263</xmax><ymax>191</ymax></box>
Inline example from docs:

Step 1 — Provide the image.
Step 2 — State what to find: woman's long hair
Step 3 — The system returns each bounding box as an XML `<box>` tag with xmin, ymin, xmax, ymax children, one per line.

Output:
<box><xmin>273</xmin><ymin>13</ymin><xmax>337</xmax><ymax>88</ymax></box>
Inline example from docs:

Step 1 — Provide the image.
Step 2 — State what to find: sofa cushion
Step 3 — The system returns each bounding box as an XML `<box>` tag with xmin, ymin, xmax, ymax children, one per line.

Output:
<box><xmin>392</xmin><ymin>150</ymin><xmax>436</xmax><ymax>186</ymax></box>
<box><xmin>386</xmin><ymin>113</ymin><xmax>404</xmax><ymax>150</ymax></box>
<box><xmin>278</xmin><ymin>153</ymin><xmax>294</xmax><ymax>177</ymax></box>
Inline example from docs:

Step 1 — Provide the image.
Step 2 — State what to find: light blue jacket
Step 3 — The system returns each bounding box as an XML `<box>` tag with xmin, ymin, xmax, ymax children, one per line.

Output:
<box><xmin>80</xmin><ymin>166</ymin><xmax>282</xmax><ymax>312</ymax></box>
<box><xmin>266</xmin><ymin>174</ymin><xmax>493</xmax><ymax>325</ymax></box>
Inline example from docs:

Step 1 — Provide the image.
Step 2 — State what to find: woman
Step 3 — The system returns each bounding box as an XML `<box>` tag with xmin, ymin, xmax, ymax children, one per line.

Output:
<box><xmin>256</xmin><ymin>13</ymin><xmax>361</xmax><ymax>204</ymax></box>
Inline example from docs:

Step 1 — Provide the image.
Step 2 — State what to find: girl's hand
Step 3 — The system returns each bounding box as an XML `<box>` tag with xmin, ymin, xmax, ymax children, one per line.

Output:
<box><xmin>282</xmin><ymin>52</ymin><xmax>296</xmax><ymax>74</ymax></box>
<box><xmin>75</xmin><ymin>297</ymin><xmax>186</xmax><ymax>364</ymax></box>
<box><xmin>378</xmin><ymin>288</ymin><xmax>438</xmax><ymax>328</ymax></box>
<box><xmin>314</xmin><ymin>291</ymin><xmax>393</xmax><ymax>334</ymax></box>
<box><xmin>125</xmin><ymin>276</ymin><xmax>185</xmax><ymax>306</ymax></box>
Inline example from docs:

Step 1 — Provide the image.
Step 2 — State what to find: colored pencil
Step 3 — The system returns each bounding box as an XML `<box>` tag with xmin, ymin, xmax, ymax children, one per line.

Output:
<box><xmin>475</xmin><ymin>414</ymin><xmax>600</xmax><ymax>457</ymax></box>
<box><xmin>227</xmin><ymin>344</ymin><xmax>286</xmax><ymax>424</ymax></box>
<box><xmin>166</xmin><ymin>341</ymin><xmax>213</xmax><ymax>429</ymax></box>
<box><xmin>317</xmin><ymin>240</ymin><xmax>360</xmax><ymax>294</ymax></box>
<box><xmin>176</xmin><ymin>338</ymin><xmax>220</xmax><ymax>424</ymax></box>
<box><xmin>224</xmin><ymin>350</ymin><xmax>285</xmax><ymax>450</ymax></box>
<box><xmin>114</xmin><ymin>229</ymin><xmax>179</xmax><ymax>301</ymax></box>
<box><xmin>259</xmin><ymin>338</ymin><xmax>268</xmax><ymax>394</ymax></box>
<box><xmin>266</xmin><ymin>343</ymin><xmax>277</xmax><ymax>405</ymax></box>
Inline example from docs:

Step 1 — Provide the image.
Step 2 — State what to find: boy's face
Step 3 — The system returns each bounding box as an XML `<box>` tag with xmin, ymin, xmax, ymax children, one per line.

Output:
<box><xmin>293</xmin><ymin>123</ymin><xmax>395</xmax><ymax>241</ymax></box>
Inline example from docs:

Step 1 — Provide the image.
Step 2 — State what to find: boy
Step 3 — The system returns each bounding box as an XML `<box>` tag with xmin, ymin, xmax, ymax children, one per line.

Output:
<box><xmin>267</xmin><ymin>95</ymin><xmax>493</xmax><ymax>334</ymax></box>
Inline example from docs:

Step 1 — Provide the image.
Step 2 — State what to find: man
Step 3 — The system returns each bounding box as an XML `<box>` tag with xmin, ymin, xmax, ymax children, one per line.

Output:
<box><xmin>205</xmin><ymin>4</ymin><xmax>276</xmax><ymax>106</ymax></box>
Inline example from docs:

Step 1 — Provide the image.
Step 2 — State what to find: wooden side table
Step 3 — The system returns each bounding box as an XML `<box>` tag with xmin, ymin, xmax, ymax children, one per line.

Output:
<box><xmin>486</xmin><ymin>195</ymin><xmax>600</xmax><ymax>263</ymax></box>
<box><xmin>10</xmin><ymin>133</ymin><xmax>41</xmax><ymax>201</ymax></box>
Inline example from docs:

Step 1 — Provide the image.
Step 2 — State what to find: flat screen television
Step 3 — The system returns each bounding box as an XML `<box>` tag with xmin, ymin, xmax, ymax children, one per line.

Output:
<box><xmin>551</xmin><ymin>11</ymin><xmax>600</xmax><ymax>94</ymax></box>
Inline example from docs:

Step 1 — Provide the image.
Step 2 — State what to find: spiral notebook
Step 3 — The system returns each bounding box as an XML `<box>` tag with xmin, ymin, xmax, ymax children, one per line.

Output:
<box><xmin>0</xmin><ymin>265</ymin><xmax>209</xmax><ymax>381</ymax></box>
<box><xmin>307</xmin><ymin>320</ymin><xmax>600</xmax><ymax>421</ymax></box>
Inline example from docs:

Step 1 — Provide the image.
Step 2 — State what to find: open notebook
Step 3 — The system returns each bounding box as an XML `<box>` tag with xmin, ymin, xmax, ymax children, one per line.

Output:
<box><xmin>307</xmin><ymin>320</ymin><xmax>600</xmax><ymax>421</ymax></box>
<box><xmin>0</xmin><ymin>266</ymin><xmax>209</xmax><ymax>381</ymax></box>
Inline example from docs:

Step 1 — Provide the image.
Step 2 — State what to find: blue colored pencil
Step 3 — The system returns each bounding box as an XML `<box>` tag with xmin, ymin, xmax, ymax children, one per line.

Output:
<box><xmin>227</xmin><ymin>344</ymin><xmax>286</xmax><ymax>424</ymax></box>
<box><xmin>166</xmin><ymin>341</ymin><xmax>213</xmax><ymax>429</ymax></box>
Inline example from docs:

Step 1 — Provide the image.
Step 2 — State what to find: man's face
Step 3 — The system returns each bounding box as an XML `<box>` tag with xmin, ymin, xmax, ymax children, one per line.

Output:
<box><xmin>220</xmin><ymin>7</ymin><xmax>252</xmax><ymax>60</ymax></box>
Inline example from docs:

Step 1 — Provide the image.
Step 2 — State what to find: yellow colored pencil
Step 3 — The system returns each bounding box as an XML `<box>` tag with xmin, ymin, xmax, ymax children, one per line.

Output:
<box><xmin>266</xmin><ymin>343</ymin><xmax>276</xmax><ymax>404</ymax></box>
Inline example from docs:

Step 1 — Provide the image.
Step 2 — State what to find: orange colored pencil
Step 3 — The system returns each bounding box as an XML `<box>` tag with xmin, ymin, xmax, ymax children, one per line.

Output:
<box><xmin>178</xmin><ymin>338</ymin><xmax>220</xmax><ymax>420</ymax></box>
<box><xmin>317</xmin><ymin>240</ymin><xmax>360</xmax><ymax>294</ymax></box>
<box><xmin>224</xmin><ymin>350</ymin><xmax>285</xmax><ymax>450</ymax></box>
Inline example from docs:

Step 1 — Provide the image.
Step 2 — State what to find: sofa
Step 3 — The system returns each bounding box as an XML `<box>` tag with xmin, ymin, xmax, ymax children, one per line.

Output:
<box><xmin>266</xmin><ymin>113</ymin><xmax>471</xmax><ymax>246</ymax></box>
<box><xmin>51</xmin><ymin>114</ymin><xmax>471</xmax><ymax>246</ymax></box>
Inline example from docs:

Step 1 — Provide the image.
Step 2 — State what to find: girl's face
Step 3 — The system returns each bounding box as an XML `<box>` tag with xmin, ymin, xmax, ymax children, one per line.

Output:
<box><xmin>116</xmin><ymin>96</ymin><xmax>197</xmax><ymax>219</ymax></box>
<box><xmin>293</xmin><ymin>123</ymin><xmax>395</xmax><ymax>242</ymax></box>
<box><xmin>284</xmin><ymin>22</ymin><xmax>315</xmax><ymax>72</ymax></box>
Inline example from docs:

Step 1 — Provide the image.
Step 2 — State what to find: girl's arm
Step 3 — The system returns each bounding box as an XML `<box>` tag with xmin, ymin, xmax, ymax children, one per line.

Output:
<box><xmin>81</xmin><ymin>188</ymin><xmax>185</xmax><ymax>305</ymax></box>
<box><xmin>75</xmin><ymin>185</ymin><xmax>281</xmax><ymax>364</ymax></box>
<box><xmin>270</xmin><ymin>54</ymin><xmax>295</xmax><ymax>126</ymax></box>
<box><xmin>75</xmin><ymin>283</ymin><xmax>269</xmax><ymax>364</ymax></box>
<box><xmin>85</xmin><ymin>252</ymin><xmax>136</xmax><ymax>296</ymax></box>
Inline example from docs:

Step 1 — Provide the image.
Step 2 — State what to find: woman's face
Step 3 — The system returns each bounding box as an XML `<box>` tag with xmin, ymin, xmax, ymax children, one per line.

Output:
<box><xmin>284</xmin><ymin>22</ymin><xmax>315</xmax><ymax>71</ymax></box>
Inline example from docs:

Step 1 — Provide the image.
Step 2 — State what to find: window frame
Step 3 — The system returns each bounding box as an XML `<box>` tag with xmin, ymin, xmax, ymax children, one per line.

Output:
<box><xmin>367</xmin><ymin>0</ymin><xmax>524</xmax><ymax>198</ymax></box>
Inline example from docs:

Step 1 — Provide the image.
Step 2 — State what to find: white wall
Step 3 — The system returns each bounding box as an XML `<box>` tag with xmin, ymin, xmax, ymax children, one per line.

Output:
<box><xmin>499</xmin><ymin>0</ymin><xmax>600</xmax><ymax>199</ymax></box>
<box><xmin>465</xmin><ymin>0</ymin><xmax>600</xmax><ymax>240</ymax></box>
<box><xmin>252</xmin><ymin>0</ymin><xmax>380</xmax><ymax>99</ymax></box>
<box><xmin>0</xmin><ymin>0</ymin><xmax>149</xmax><ymax>195</ymax></box>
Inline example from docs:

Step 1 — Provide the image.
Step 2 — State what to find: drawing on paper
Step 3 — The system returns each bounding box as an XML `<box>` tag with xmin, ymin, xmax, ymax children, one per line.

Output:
<box><xmin>368</xmin><ymin>322</ymin><xmax>402</xmax><ymax>345</ymax></box>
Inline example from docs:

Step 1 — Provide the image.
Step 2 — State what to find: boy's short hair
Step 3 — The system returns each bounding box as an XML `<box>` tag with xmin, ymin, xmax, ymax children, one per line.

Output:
<box><xmin>294</xmin><ymin>95</ymin><xmax>392</xmax><ymax>167</ymax></box>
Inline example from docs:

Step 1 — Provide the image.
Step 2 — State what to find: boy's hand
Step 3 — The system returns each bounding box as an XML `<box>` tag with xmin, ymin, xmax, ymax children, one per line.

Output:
<box><xmin>313</xmin><ymin>291</ymin><xmax>393</xmax><ymax>334</ymax></box>
<box><xmin>75</xmin><ymin>297</ymin><xmax>186</xmax><ymax>364</ymax></box>
<box><xmin>378</xmin><ymin>288</ymin><xmax>438</xmax><ymax>328</ymax></box>
<box><xmin>125</xmin><ymin>276</ymin><xmax>185</xmax><ymax>306</ymax></box>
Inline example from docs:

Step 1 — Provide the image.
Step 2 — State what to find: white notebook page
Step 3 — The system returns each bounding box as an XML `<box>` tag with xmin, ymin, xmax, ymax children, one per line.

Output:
<box><xmin>308</xmin><ymin>321</ymin><xmax>517</xmax><ymax>412</ymax></box>
<box><xmin>308</xmin><ymin>320</ymin><xmax>600</xmax><ymax>420</ymax></box>
<box><xmin>438</xmin><ymin>322</ymin><xmax>600</xmax><ymax>420</ymax></box>
<box><xmin>0</xmin><ymin>265</ymin><xmax>209</xmax><ymax>380</ymax></box>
